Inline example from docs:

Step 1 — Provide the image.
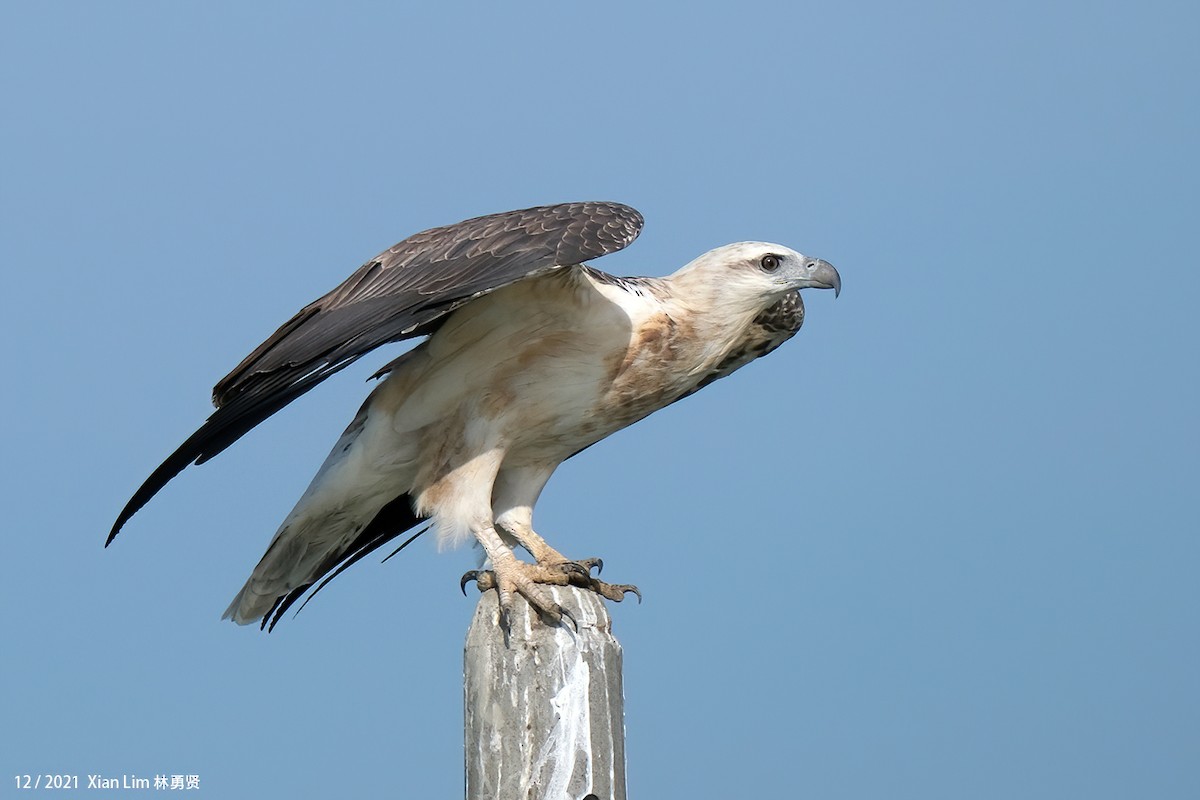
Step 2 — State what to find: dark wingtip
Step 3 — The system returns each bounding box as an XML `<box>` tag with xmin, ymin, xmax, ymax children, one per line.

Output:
<box><xmin>107</xmin><ymin>481</ymin><xmax>166</xmax><ymax>547</ymax></box>
<box><xmin>105</xmin><ymin>413</ymin><xmax>234</xmax><ymax>549</ymax></box>
<box><xmin>106</xmin><ymin>390</ymin><xmax>305</xmax><ymax>551</ymax></box>
<box><xmin>106</xmin><ymin>468</ymin><xmax>184</xmax><ymax>548</ymax></box>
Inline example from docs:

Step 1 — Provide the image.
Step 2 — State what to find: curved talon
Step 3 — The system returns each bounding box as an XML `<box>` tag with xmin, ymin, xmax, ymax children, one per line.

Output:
<box><xmin>620</xmin><ymin>584</ymin><xmax>642</xmax><ymax>603</ymax></box>
<box><xmin>559</xmin><ymin>604</ymin><xmax>578</xmax><ymax>632</ymax></box>
<box><xmin>460</xmin><ymin>569</ymin><xmax>496</xmax><ymax>595</ymax></box>
<box><xmin>460</xmin><ymin>570</ymin><xmax>478</xmax><ymax>595</ymax></box>
<box><xmin>527</xmin><ymin>596</ymin><xmax>563</xmax><ymax>626</ymax></box>
<box><xmin>557</xmin><ymin>561</ymin><xmax>592</xmax><ymax>580</ymax></box>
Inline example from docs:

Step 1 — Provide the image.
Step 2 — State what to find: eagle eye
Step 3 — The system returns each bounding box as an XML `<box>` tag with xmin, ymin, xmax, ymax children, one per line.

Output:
<box><xmin>760</xmin><ymin>254</ymin><xmax>781</xmax><ymax>272</ymax></box>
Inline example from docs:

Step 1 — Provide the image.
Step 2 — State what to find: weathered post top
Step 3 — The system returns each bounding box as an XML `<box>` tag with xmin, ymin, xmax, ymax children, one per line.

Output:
<box><xmin>464</xmin><ymin>586</ymin><xmax>626</xmax><ymax>800</ymax></box>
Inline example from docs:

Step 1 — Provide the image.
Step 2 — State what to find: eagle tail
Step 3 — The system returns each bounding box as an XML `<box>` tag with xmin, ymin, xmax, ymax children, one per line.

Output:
<box><xmin>222</xmin><ymin>493</ymin><xmax>425</xmax><ymax>630</ymax></box>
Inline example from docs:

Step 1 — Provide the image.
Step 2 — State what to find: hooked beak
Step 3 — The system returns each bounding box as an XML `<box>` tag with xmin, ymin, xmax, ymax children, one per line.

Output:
<box><xmin>801</xmin><ymin>258</ymin><xmax>841</xmax><ymax>297</ymax></box>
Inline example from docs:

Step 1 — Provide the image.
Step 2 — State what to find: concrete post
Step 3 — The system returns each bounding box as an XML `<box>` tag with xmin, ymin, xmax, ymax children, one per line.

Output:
<box><xmin>464</xmin><ymin>586</ymin><xmax>626</xmax><ymax>800</ymax></box>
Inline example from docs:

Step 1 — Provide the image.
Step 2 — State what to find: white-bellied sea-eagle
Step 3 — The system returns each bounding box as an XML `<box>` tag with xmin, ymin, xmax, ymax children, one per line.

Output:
<box><xmin>108</xmin><ymin>202</ymin><xmax>840</xmax><ymax>630</ymax></box>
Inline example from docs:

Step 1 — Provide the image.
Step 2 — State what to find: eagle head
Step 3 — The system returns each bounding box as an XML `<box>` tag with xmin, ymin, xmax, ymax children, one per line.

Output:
<box><xmin>672</xmin><ymin>241</ymin><xmax>840</xmax><ymax>311</ymax></box>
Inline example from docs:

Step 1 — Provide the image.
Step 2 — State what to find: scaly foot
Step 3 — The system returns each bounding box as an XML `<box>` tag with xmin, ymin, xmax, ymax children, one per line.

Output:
<box><xmin>460</xmin><ymin>554</ymin><xmax>576</xmax><ymax>625</ymax></box>
<box><xmin>461</xmin><ymin>555</ymin><xmax>640</xmax><ymax>624</ymax></box>
<box><xmin>554</xmin><ymin>557</ymin><xmax>642</xmax><ymax>603</ymax></box>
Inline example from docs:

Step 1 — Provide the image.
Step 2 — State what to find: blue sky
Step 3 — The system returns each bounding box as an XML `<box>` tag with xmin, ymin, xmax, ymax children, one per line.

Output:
<box><xmin>2</xmin><ymin>2</ymin><xmax>1196</xmax><ymax>797</ymax></box>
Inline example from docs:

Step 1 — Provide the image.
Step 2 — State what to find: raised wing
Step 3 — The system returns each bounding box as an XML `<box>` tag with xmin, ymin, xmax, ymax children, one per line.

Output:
<box><xmin>108</xmin><ymin>201</ymin><xmax>643</xmax><ymax>544</ymax></box>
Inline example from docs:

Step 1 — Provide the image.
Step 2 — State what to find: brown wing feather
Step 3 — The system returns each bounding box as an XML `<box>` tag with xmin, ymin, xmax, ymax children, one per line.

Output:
<box><xmin>213</xmin><ymin>201</ymin><xmax>642</xmax><ymax>408</ymax></box>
